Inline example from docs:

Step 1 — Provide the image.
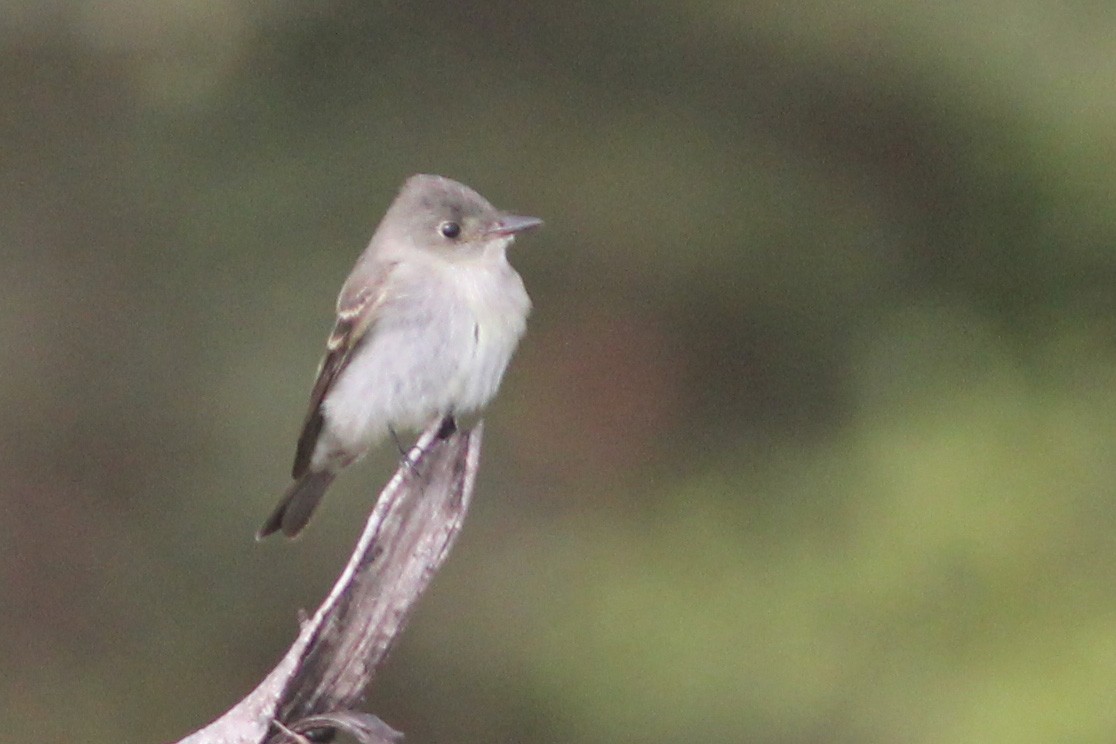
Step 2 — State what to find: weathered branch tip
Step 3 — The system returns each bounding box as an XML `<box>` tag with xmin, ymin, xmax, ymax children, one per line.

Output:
<box><xmin>175</xmin><ymin>421</ymin><xmax>483</xmax><ymax>744</ymax></box>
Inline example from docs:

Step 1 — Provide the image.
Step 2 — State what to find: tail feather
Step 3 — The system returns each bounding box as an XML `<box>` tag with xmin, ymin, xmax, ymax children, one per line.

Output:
<box><xmin>257</xmin><ymin>471</ymin><xmax>336</xmax><ymax>539</ymax></box>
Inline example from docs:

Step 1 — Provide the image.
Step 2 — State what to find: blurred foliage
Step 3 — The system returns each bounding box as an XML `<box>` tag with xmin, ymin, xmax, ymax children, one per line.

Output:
<box><xmin>2</xmin><ymin>1</ymin><xmax>1116</xmax><ymax>743</ymax></box>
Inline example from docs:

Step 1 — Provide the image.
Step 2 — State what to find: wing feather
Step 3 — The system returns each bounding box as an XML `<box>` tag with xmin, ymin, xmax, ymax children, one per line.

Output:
<box><xmin>291</xmin><ymin>263</ymin><xmax>394</xmax><ymax>478</ymax></box>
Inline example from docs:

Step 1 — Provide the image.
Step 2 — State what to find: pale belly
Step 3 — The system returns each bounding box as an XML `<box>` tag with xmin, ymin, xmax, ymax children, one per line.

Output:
<box><xmin>314</xmin><ymin>259</ymin><xmax>529</xmax><ymax>467</ymax></box>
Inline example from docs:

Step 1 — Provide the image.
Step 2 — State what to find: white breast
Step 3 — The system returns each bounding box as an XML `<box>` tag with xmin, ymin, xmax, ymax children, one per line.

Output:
<box><xmin>446</xmin><ymin>256</ymin><xmax>531</xmax><ymax>412</ymax></box>
<box><xmin>318</xmin><ymin>252</ymin><xmax>530</xmax><ymax>464</ymax></box>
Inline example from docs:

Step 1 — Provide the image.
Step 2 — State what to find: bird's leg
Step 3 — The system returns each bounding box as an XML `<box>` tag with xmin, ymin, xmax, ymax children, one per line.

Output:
<box><xmin>388</xmin><ymin>426</ymin><xmax>419</xmax><ymax>471</ymax></box>
<box><xmin>389</xmin><ymin>416</ymin><xmax>455</xmax><ymax>475</ymax></box>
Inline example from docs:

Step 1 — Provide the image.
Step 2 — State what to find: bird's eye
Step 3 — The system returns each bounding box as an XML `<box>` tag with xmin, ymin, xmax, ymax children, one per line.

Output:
<box><xmin>439</xmin><ymin>221</ymin><xmax>461</xmax><ymax>239</ymax></box>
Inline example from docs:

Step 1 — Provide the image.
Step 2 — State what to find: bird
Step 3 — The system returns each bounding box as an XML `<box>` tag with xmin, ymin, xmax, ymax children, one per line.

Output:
<box><xmin>257</xmin><ymin>174</ymin><xmax>541</xmax><ymax>538</ymax></box>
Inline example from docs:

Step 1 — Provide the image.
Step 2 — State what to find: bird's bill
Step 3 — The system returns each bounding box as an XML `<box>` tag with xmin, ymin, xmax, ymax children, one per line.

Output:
<box><xmin>488</xmin><ymin>214</ymin><xmax>543</xmax><ymax>236</ymax></box>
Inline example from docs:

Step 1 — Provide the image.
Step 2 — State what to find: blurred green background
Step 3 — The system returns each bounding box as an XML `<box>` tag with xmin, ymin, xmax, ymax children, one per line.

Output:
<box><xmin>4</xmin><ymin>1</ymin><xmax>1116</xmax><ymax>742</ymax></box>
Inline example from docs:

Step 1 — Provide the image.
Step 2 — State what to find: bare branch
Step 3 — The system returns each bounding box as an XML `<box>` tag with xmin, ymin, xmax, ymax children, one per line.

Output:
<box><xmin>176</xmin><ymin>421</ymin><xmax>483</xmax><ymax>744</ymax></box>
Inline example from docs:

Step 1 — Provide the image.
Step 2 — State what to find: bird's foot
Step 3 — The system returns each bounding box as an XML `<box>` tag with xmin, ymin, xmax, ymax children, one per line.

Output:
<box><xmin>435</xmin><ymin>415</ymin><xmax>458</xmax><ymax>440</ymax></box>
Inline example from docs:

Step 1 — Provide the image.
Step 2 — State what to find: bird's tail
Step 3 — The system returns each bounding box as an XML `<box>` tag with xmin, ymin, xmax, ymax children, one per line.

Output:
<box><xmin>256</xmin><ymin>470</ymin><xmax>336</xmax><ymax>539</ymax></box>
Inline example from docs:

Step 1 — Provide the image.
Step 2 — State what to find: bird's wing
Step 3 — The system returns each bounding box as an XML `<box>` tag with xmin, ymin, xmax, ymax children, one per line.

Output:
<box><xmin>291</xmin><ymin>262</ymin><xmax>396</xmax><ymax>478</ymax></box>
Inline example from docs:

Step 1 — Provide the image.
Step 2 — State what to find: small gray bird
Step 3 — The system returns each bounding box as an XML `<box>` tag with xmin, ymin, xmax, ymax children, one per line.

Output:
<box><xmin>258</xmin><ymin>174</ymin><xmax>541</xmax><ymax>538</ymax></box>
